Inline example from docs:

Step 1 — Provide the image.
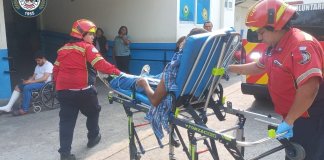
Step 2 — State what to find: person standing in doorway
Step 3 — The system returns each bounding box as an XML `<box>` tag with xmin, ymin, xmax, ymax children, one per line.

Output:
<box><xmin>113</xmin><ymin>26</ymin><xmax>131</xmax><ymax>73</ymax></box>
<box><xmin>53</xmin><ymin>19</ymin><xmax>121</xmax><ymax>160</ymax></box>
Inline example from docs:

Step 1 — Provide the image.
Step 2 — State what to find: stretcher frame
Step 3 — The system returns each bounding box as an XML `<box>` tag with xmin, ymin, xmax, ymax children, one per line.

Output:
<box><xmin>106</xmin><ymin>86</ymin><xmax>303</xmax><ymax>160</ymax></box>
<box><xmin>100</xmin><ymin>31</ymin><xmax>305</xmax><ymax>160</ymax></box>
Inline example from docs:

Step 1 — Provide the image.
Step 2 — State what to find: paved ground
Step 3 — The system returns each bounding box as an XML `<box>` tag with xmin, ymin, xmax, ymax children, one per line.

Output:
<box><xmin>0</xmin><ymin>74</ymin><xmax>286</xmax><ymax>160</ymax></box>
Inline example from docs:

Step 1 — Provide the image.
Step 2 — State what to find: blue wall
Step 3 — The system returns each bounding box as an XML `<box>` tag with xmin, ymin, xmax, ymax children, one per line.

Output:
<box><xmin>0</xmin><ymin>49</ymin><xmax>12</xmax><ymax>99</ymax></box>
<box><xmin>41</xmin><ymin>31</ymin><xmax>176</xmax><ymax>75</ymax></box>
<box><xmin>106</xmin><ymin>42</ymin><xmax>175</xmax><ymax>75</ymax></box>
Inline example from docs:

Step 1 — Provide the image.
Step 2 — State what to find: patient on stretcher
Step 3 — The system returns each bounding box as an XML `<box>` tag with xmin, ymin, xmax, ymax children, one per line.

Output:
<box><xmin>106</xmin><ymin>28</ymin><xmax>208</xmax><ymax>139</ymax></box>
<box><xmin>109</xmin><ymin>28</ymin><xmax>208</xmax><ymax>106</ymax></box>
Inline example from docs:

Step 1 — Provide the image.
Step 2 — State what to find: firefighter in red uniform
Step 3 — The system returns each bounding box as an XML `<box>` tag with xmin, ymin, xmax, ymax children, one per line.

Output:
<box><xmin>53</xmin><ymin>19</ymin><xmax>121</xmax><ymax>160</ymax></box>
<box><xmin>229</xmin><ymin>0</ymin><xmax>324</xmax><ymax>159</ymax></box>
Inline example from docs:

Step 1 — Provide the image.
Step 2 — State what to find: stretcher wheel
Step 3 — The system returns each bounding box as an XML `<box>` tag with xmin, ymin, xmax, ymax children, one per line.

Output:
<box><xmin>285</xmin><ymin>142</ymin><xmax>305</xmax><ymax>160</ymax></box>
<box><xmin>108</xmin><ymin>98</ymin><xmax>113</xmax><ymax>104</ymax></box>
<box><xmin>108</xmin><ymin>92</ymin><xmax>114</xmax><ymax>104</ymax></box>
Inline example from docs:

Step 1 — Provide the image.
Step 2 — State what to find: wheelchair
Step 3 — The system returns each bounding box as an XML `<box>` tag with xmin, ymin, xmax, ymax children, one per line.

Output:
<box><xmin>31</xmin><ymin>81</ymin><xmax>59</xmax><ymax>113</ymax></box>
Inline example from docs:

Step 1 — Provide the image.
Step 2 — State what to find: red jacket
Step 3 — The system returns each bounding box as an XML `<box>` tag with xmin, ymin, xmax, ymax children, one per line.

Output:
<box><xmin>257</xmin><ymin>28</ymin><xmax>324</xmax><ymax>118</ymax></box>
<box><xmin>53</xmin><ymin>41</ymin><xmax>121</xmax><ymax>90</ymax></box>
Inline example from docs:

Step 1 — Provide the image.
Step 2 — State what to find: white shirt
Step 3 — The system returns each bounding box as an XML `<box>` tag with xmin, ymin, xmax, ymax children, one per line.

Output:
<box><xmin>34</xmin><ymin>61</ymin><xmax>54</xmax><ymax>83</ymax></box>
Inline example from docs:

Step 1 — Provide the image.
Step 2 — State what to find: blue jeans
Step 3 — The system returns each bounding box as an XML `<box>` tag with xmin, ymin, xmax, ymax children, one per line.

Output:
<box><xmin>18</xmin><ymin>82</ymin><xmax>45</xmax><ymax>112</ymax></box>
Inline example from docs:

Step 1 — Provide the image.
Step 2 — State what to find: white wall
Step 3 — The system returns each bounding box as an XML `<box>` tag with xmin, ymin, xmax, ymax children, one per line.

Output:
<box><xmin>210</xmin><ymin>0</ymin><xmax>222</xmax><ymax>29</ymax></box>
<box><xmin>0</xmin><ymin>0</ymin><xmax>7</xmax><ymax>49</ymax></box>
<box><xmin>41</xmin><ymin>0</ymin><xmax>236</xmax><ymax>43</ymax></box>
<box><xmin>41</xmin><ymin>0</ymin><xmax>177</xmax><ymax>43</ymax></box>
<box><xmin>177</xmin><ymin>0</ymin><xmax>235</xmax><ymax>38</ymax></box>
<box><xmin>223</xmin><ymin>0</ymin><xmax>235</xmax><ymax>28</ymax></box>
<box><xmin>234</xmin><ymin>6</ymin><xmax>249</xmax><ymax>38</ymax></box>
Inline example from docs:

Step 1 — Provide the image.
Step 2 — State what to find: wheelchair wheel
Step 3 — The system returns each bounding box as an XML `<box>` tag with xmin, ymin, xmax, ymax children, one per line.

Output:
<box><xmin>33</xmin><ymin>105</ymin><xmax>42</xmax><ymax>113</ymax></box>
<box><xmin>40</xmin><ymin>81</ymin><xmax>60</xmax><ymax>109</ymax></box>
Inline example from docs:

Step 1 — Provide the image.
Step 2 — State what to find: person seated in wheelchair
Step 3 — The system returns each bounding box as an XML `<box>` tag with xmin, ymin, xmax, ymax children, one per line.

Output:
<box><xmin>108</xmin><ymin>28</ymin><xmax>208</xmax><ymax>140</ymax></box>
<box><xmin>0</xmin><ymin>54</ymin><xmax>53</xmax><ymax>116</ymax></box>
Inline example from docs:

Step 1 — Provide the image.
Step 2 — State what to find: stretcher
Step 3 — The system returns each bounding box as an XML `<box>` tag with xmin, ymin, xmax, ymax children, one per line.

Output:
<box><xmin>98</xmin><ymin>29</ymin><xmax>305</xmax><ymax>160</ymax></box>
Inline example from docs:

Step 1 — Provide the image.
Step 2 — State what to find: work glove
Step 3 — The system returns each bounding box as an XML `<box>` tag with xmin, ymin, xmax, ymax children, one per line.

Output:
<box><xmin>276</xmin><ymin>121</ymin><xmax>293</xmax><ymax>140</ymax></box>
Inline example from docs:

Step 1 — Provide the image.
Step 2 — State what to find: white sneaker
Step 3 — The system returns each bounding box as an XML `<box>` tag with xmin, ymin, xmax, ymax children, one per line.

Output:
<box><xmin>0</xmin><ymin>106</ymin><xmax>11</xmax><ymax>112</ymax></box>
<box><xmin>140</xmin><ymin>64</ymin><xmax>150</xmax><ymax>75</ymax></box>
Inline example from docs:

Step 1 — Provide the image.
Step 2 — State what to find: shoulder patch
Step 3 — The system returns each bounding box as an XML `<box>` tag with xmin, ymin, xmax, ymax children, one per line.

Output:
<box><xmin>298</xmin><ymin>46</ymin><xmax>311</xmax><ymax>64</ymax></box>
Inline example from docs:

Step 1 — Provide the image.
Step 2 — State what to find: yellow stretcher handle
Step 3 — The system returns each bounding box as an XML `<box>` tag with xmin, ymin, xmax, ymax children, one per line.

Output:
<box><xmin>268</xmin><ymin>129</ymin><xmax>276</xmax><ymax>138</ymax></box>
<box><xmin>212</xmin><ymin>67</ymin><xmax>225</xmax><ymax>76</ymax></box>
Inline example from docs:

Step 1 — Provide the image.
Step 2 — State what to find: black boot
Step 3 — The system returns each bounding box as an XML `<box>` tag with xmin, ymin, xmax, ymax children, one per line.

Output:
<box><xmin>87</xmin><ymin>133</ymin><xmax>101</xmax><ymax>148</ymax></box>
<box><xmin>60</xmin><ymin>154</ymin><xmax>76</xmax><ymax>160</ymax></box>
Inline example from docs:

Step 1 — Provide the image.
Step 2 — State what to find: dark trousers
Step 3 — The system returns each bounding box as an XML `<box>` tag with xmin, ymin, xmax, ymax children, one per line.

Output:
<box><xmin>57</xmin><ymin>87</ymin><xmax>101</xmax><ymax>155</ymax></box>
<box><xmin>287</xmin><ymin>116</ymin><xmax>324</xmax><ymax>160</ymax></box>
<box><xmin>116</xmin><ymin>55</ymin><xmax>130</xmax><ymax>73</ymax></box>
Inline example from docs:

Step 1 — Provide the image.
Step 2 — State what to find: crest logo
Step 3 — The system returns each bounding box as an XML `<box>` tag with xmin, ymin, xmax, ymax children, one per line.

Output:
<box><xmin>298</xmin><ymin>47</ymin><xmax>311</xmax><ymax>65</ymax></box>
<box><xmin>12</xmin><ymin>0</ymin><xmax>47</xmax><ymax>18</ymax></box>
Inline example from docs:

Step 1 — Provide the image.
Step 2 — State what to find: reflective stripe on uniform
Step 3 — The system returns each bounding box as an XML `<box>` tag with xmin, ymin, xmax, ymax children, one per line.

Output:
<box><xmin>296</xmin><ymin>68</ymin><xmax>322</xmax><ymax>85</ymax></box>
<box><xmin>58</xmin><ymin>45</ymin><xmax>86</xmax><ymax>56</ymax></box>
<box><xmin>91</xmin><ymin>56</ymin><xmax>104</xmax><ymax>66</ymax></box>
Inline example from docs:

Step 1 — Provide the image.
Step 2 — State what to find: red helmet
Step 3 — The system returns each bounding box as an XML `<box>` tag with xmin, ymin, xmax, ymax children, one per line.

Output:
<box><xmin>70</xmin><ymin>19</ymin><xmax>97</xmax><ymax>39</ymax></box>
<box><xmin>245</xmin><ymin>0</ymin><xmax>296</xmax><ymax>31</ymax></box>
